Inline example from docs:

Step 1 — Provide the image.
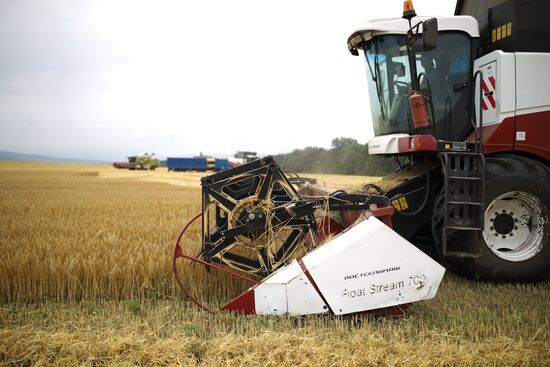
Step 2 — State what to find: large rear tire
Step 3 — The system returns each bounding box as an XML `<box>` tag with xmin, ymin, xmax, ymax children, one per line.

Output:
<box><xmin>443</xmin><ymin>154</ymin><xmax>550</xmax><ymax>282</ymax></box>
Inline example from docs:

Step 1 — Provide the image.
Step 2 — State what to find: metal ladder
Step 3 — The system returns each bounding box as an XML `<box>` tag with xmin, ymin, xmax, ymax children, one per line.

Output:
<box><xmin>439</xmin><ymin>152</ymin><xmax>485</xmax><ymax>257</ymax></box>
<box><xmin>437</xmin><ymin>69</ymin><xmax>488</xmax><ymax>258</ymax></box>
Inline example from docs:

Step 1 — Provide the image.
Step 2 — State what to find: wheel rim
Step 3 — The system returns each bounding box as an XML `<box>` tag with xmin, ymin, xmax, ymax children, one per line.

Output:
<box><xmin>483</xmin><ymin>191</ymin><xmax>547</xmax><ymax>262</ymax></box>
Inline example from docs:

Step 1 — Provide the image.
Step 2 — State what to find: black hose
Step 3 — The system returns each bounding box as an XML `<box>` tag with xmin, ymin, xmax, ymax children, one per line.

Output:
<box><xmin>394</xmin><ymin>161</ymin><xmax>432</xmax><ymax>217</ymax></box>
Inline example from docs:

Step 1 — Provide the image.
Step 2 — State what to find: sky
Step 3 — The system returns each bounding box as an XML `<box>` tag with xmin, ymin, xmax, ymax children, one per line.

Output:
<box><xmin>0</xmin><ymin>0</ymin><xmax>455</xmax><ymax>160</ymax></box>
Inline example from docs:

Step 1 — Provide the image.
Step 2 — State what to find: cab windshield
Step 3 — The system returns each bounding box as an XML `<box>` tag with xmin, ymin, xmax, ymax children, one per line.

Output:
<box><xmin>363</xmin><ymin>32</ymin><xmax>471</xmax><ymax>140</ymax></box>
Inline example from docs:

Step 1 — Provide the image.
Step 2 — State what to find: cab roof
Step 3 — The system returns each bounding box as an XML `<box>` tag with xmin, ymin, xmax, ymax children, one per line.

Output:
<box><xmin>347</xmin><ymin>16</ymin><xmax>479</xmax><ymax>54</ymax></box>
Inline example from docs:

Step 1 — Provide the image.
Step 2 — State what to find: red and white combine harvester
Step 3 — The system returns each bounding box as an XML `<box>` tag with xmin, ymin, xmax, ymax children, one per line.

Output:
<box><xmin>173</xmin><ymin>0</ymin><xmax>550</xmax><ymax>316</ymax></box>
<box><xmin>347</xmin><ymin>0</ymin><xmax>550</xmax><ymax>282</ymax></box>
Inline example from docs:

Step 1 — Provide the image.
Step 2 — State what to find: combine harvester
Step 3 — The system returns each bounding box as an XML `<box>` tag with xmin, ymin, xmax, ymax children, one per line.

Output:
<box><xmin>113</xmin><ymin>153</ymin><xmax>159</xmax><ymax>170</ymax></box>
<box><xmin>346</xmin><ymin>0</ymin><xmax>550</xmax><ymax>282</ymax></box>
<box><xmin>173</xmin><ymin>0</ymin><xmax>550</xmax><ymax>316</ymax></box>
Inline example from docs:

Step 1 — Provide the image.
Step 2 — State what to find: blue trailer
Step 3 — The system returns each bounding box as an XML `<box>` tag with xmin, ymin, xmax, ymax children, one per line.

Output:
<box><xmin>215</xmin><ymin>159</ymin><xmax>229</xmax><ymax>171</ymax></box>
<box><xmin>167</xmin><ymin>157</ymin><xmax>208</xmax><ymax>171</ymax></box>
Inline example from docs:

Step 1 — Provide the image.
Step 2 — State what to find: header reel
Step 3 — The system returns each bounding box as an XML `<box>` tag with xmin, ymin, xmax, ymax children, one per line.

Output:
<box><xmin>200</xmin><ymin>157</ymin><xmax>392</xmax><ymax>278</ymax></box>
<box><xmin>200</xmin><ymin>157</ymin><xmax>316</xmax><ymax>277</ymax></box>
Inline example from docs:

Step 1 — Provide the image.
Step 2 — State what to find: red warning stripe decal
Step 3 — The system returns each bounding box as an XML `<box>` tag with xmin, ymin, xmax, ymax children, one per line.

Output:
<box><xmin>488</xmin><ymin>76</ymin><xmax>496</xmax><ymax>90</ymax></box>
<box><xmin>481</xmin><ymin>79</ymin><xmax>496</xmax><ymax>110</ymax></box>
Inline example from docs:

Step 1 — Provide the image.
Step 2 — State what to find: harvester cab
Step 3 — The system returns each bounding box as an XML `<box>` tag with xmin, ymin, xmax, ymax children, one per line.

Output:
<box><xmin>347</xmin><ymin>4</ymin><xmax>478</xmax><ymax>144</ymax></box>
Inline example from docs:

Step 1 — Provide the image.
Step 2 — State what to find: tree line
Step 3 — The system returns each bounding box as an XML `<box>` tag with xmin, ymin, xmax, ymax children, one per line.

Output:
<box><xmin>273</xmin><ymin>137</ymin><xmax>396</xmax><ymax>176</ymax></box>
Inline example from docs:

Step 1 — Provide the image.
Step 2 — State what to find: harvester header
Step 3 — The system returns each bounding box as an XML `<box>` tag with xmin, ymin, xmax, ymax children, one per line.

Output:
<box><xmin>173</xmin><ymin>157</ymin><xmax>445</xmax><ymax>316</ymax></box>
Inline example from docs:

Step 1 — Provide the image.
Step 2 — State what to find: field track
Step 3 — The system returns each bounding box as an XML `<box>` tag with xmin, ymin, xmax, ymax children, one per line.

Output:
<box><xmin>0</xmin><ymin>161</ymin><xmax>548</xmax><ymax>366</ymax></box>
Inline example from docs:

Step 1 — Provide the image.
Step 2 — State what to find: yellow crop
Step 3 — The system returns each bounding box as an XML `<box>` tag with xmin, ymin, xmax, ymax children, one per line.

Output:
<box><xmin>0</xmin><ymin>161</ymin><xmax>548</xmax><ymax>366</ymax></box>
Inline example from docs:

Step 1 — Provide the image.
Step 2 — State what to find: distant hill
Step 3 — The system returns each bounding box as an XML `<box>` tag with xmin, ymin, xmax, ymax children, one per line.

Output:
<box><xmin>0</xmin><ymin>151</ymin><xmax>111</xmax><ymax>164</ymax></box>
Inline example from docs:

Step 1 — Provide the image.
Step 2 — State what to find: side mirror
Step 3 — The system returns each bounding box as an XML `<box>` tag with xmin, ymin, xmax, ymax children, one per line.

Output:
<box><xmin>422</xmin><ymin>18</ymin><xmax>438</xmax><ymax>51</ymax></box>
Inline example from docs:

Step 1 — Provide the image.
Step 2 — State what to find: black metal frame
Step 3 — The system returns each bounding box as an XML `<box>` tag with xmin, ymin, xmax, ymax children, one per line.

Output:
<box><xmin>200</xmin><ymin>156</ymin><xmax>389</xmax><ymax>277</ymax></box>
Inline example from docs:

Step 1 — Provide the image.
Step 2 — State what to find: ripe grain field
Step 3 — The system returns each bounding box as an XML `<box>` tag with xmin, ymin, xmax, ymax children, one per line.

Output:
<box><xmin>0</xmin><ymin>161</ymin><xmax>548</xmax><ymax>366</ymax></box>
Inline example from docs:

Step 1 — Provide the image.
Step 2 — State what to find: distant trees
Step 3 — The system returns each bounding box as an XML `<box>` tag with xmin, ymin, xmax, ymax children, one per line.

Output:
<box><xmin>274</xmin><ymin>137</ymin><xmax>395</xmax><ymax>176</ymax></box>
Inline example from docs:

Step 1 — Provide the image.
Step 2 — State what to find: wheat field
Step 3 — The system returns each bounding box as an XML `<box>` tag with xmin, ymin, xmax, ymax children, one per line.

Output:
<box><xmin>0</xmin><ymin>161</ymin><xmax>548</xmax><ymax>366</ymax></box>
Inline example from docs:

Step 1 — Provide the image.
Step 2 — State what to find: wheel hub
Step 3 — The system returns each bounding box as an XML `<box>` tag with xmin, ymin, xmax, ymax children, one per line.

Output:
<box><xmin>492</xmin><ymin>212</ymin><xmax>515</xmax><ymax>235</ymax></box>
<box><xmin>230</xmin><ymin>197</ymin><xmax>270</xmax><ymax>248</ymax></box>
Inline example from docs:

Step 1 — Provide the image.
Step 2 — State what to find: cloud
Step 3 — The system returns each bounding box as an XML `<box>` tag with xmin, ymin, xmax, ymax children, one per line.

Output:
<box><xmin>0</xmin><ymin>0</ymin><xmax>454</xmax><ymax>160</ymax></box>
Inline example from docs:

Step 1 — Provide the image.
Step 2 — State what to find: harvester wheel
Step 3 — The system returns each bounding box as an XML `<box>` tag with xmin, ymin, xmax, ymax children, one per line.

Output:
<box><xmin>444</xmin><ymin>154</ymin><xmax>550</xmax><ymax>282</ymax></box>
